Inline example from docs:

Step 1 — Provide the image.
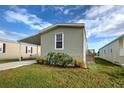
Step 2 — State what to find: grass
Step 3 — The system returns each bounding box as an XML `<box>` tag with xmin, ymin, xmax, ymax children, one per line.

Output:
<box><xmin>0</xmin><ymin>59</ymin><xmax>19</xmax><ymax>64</ymax></box>
<box><xmin>0</xmin><ymin>58</ymin><xmax>123</xmax><ymax>88</ymax></box>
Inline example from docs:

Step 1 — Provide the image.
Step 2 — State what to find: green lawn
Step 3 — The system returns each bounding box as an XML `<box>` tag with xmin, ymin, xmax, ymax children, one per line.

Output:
<box><xmin>0</xmin><ymin>58</ymin><xmax>123</xmax><ymax>88</ymax></box>
<box><xmin>0</xmin><ymin>59</ymin><xmax>19</xmax><ymax>64</ymax></box>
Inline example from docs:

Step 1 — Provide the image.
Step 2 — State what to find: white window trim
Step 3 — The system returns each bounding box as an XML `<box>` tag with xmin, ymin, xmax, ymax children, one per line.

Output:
<box><xmin>27</xmin><ymin>46</ymin><xmax>32</xmax><ymax>54</ymax></box>
<box><xmin>55</xmin><ymin>32</ymin><xmax>64</xmax><ymax>50</ymax></box>
<box><xmin>0</xmin><ymin>43</ymin><xmax>3</xmax><ymax>53</ymax></box>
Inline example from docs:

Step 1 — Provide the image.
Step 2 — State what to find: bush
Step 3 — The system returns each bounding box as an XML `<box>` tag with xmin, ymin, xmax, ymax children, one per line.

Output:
<box><xmin>45</xmin><ymin>52</ymin><xmax>56</xmax><ymax>65</ymax></box>
<box><xmin>74</xmin><ymin>57</ymin><xmax>84</xmax><ymax>68</ymax></box>
<box><xmin>36</xmin><ymin>57</ymin><xmax>45</xmax><ymax>64</ymax></box>
<box><xmin>45</xmin><ymin>52</ymin><xmax>73</xmax><ymax>67</ymax></box>
<box><xmin>37</xmin><ymin>52</ymin><xmax>85</xmax><ymax>68</ymax></box>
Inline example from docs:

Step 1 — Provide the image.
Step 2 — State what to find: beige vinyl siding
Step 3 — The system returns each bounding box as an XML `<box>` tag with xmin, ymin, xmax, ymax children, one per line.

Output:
<box><xmin>0</xmin><ymin>40</ymin><xmax>40</xmax><ymax>60</ymax></box>
<box><xmin>0</xmin><ymin>41</ymin><xmax>20</xmax><ymax>60</ymax></box>
<box><xmin>41</xmin><ymin>26</ymin><xmax>84</xmax><ymax>60</ymax></box>
<box><xmin>20</xmin><ymin>43</ymin><xmax>39</xmax><ymax>59</ymax></box>
<box><xmin>119</xmin><ymin>37</ymin><xmax>123</xmax><ymax>48</ymax></box>
<box><xmin>99</xmin><ymin>37</ymin><xmax>124</xmax><ymax>66</ymax></box>
<box><xmin>37</xmin><ymin>46</ymin><xmax>41</xmax><ymax>56</ymax></box>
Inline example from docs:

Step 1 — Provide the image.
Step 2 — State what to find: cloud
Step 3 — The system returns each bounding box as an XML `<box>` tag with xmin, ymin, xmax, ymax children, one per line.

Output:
<box><xmin>0</xmin><ymin>29</ymin><xmax>28</xmax><ymax>41</ymax></box>
<box><xmin>0</xmin><ymin>30</ymin><xmax>5</xmax><ymax>34</ymax></box>
<box><xmin>71</xmin><ymin>6</ymin><xmax>124</xmax><ymax>39</ymax></box>
<box><xmin>63</xmin><ymin>7</ymin><xmax>78</xmax><ymax>15</ymax></box>
<box><xmin>84</xmin><ymin>5</ymin><xmax>114</xmax><ymax>18</ymax></box>
<box><xmin>68</xmin><ymin>5</ymin><xmax>124</xmax><ymax>51</ymax></box>
<box><xmin>4</xmin><ymin>6</ymin><xmax>51</xmax><ymax>30</ymax></box>
<box><xmin>54</xmin><ymin>6</ymin><xmax>83</xmax><ymax>15</ymax></box>
<box><xmin>54</xmin><ymin>6</ymin><xmax>65</xmax><ymax>12</ymax></box>
<box><xmin>63</xmin><ymin>9</ymin><xmax>69</xmax><ymax>15</ymax></box>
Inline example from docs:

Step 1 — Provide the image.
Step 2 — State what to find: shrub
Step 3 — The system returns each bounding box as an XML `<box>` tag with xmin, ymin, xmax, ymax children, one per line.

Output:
<box><xmin>36</xmin><ymin>56</ymin><xmax>45</xmax><ymax>64</ymax></box>
<box><xmin>74</xmin><ymin>57</ymin><xmax>84</xmax><ymax>68</ymax></box>
<box><xmin>44</xmin><ymin>52</ymin><xmax>56</xmax><ymax>65</ymax></box>
<box><xmin>45</xmin><ymin>52</ymin><xmax>73</xmax><ymax>67</ymax></box>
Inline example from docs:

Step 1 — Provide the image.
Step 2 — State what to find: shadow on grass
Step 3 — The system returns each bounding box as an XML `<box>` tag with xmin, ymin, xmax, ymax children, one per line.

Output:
<box><xmin>102</xmin><ymin>72</ymin><xmax>119</xmax><ymax>78</ymax></box>
<box><xmin>101</xmin><ymin>70</ymin><xmax>124</xmax><ymax>79</ymax></box>
<box><xmin>95</xmin><ymin>57</ymin><xmax>118</xmax><ymax>66</ymax></box>
<box><xmin>35</xmin><ymin>63</ymin><xmax>85</xmax><ymax>69</ymax></box>
<box><xmin>117</xmin><ymin>73</ymin><xmax>124</xmax><ymax>77</ymax></box>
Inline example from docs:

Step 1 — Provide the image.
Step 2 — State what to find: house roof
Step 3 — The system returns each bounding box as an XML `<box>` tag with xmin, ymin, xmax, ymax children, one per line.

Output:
<box><xmin>0</xmin><ymin>38</ymin><xmax>40</xmax><ymax>46</ymax></box>
<box><xmin>38</xmin><ymin>23</ymin><xmax>85</xmax><ymax>35</ymax></box>
<box><xmin>18</xmin><ymin>23</ymin><xmax>85</xmax><ymax>45</ymax></box>
<box><xmin>99</xmin><ymin>34</ymin><xmax>124</xmax><ymax>50</ymax></box>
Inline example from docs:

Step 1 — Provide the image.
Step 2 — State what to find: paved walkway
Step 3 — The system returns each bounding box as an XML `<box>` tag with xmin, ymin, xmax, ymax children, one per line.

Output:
<box><xmin>0</xmin><ymin>60</ymin><xmax>36</xmax><ymax>71</ymax></box>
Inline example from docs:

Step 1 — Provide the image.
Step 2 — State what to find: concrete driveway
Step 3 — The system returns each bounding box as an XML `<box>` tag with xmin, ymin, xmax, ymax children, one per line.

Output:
<box><xmin>0</xmin><ymin>60</ymin><xmax>36</xmax><ymax>71</ymax></box>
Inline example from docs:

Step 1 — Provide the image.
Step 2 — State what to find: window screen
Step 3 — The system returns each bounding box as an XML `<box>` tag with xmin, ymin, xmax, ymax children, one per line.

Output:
<box><xmin>26</xmin><ymin>46</ymin><xmax>32</xmax><ymax>54</ymax></box>
<box><xmin>55</xmin><ymin>33</ymin><xmax>63</xmax><ymax>49</ymax></box>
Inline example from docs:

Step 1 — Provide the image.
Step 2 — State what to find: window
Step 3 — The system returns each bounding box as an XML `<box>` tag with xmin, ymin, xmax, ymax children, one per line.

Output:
<box><xmin>111</xmin><ymin>49</ymin><xmax>112</xmax><ymax>53</ymax></box>
<box><xmin>0</xmin><ymin>43</ymin><xmax>5</xmax><ymax>53</ymax></box>
<box><xmin>31</xmin><ymin>47</ymin><xmax>33</xmax><ymax>53</ymax></box>
<box><xmin>98</xmin><ymin>51</ymin><xmax>100</xmax><ymax>56</ymax></box>
<box><xmin>55</xmin><ymin>32</ymin><xmax>64</xmax><ymax>50</ymax></box>
<box><xmin>26</xmin><ymin>46</ymin><xmax>33</xmax><ymax>54</ymax></box>
<box><xmin>104</xmin><ymin>50</ymin><xmax>106</xmax><ymax>54</ymax></box>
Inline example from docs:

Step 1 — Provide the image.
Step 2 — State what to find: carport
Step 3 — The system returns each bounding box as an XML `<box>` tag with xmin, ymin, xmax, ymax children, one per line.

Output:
<box><xmin>18</xmin><ymin>34</ymin><xmax>41</xmax><ymax>45</ymax></box>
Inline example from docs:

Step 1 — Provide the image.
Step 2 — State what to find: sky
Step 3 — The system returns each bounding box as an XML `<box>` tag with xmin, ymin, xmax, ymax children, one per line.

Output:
<box><xmin>0</xmin><ymin>5</ymin><xmax>124</xmax><ymax>52</ymax></box>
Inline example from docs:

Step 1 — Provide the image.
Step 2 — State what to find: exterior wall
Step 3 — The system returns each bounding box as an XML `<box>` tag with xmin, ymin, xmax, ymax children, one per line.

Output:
<box><xmin>38</xmin><ymin>46</ymin><xmax>41</xmax><ymax>56</ymax></box>
<box><xmin>0</xmin><ymin>40</ymin><xmax>40</xmax><ymax>60</ymax></box>
<box><xmin>99</xmin><ymin>37</ymin><xmax>124</xmax><ymax>66</ymax></box>
<box><xmin>0</xmin><ymin>41</ymin><xmax>20</xmax><ymax>60</ymax></box>
<box><xmin>41</xmin><ymin>26</ymin><xmax>85</xmax><ymax>60</ymax></box>
<box><xmin>20</xmin><ymin>43</ymin><xmax>40</xmax><ymax>59</ymax></box>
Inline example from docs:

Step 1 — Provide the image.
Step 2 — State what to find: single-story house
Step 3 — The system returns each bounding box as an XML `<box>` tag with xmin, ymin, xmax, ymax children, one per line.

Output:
<box><xmin>19</xmin><ymin>23</ymin><xmax>87</xmax><ymax>65</ymax></box>
<box><xmin>98</xmin><ymin>34</ymin><xmax>124</xmax><ymax>66</ymax></box>
<box><xmin>0</xmin><ymin>38</ymin><xmax>40</xmax><ymax>60</ymax></box>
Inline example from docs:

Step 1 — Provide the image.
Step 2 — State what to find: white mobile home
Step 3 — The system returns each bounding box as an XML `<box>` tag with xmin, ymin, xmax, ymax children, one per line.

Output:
<box><xmin>98</xmin><ymin>34</ymin><xmax>124</xmax><ymax>66</ymax></box>
<box><xmin>0</xmin><ymin>38</ymin><xmax>40</xmax><ymax>61</ymax></box>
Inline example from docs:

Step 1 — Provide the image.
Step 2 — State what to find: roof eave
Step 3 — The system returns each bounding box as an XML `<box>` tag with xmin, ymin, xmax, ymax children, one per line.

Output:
<box><xmin>18</xmin><ymin>23</ymin><xmax>85</xmax><ymax>41</ymax></box>
<box><xmin>99</xmin><ymin>34</ymin><xmax>124</xmax><ymax>50</ymax></box>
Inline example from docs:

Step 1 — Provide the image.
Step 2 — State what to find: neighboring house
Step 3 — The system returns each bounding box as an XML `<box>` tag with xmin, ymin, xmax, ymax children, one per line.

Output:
<box><xmin>88</xmin><ymin>49</ymin><xmax>95</xmax><ymax>54</ymax></box>
<box><xmin>86</xmin><ymin>49</ymin><xmax>95</xmax><ymax>62</ymax></box>
<box><xmin>0</xmin><ymin>38</ymin><xmax>40</xmax><ymax>60</ymax></box>
<box><xmin>98</xmin><ymin>34</ymin><xmax>124</xmax><ymax>66</ymax></box>
<box><xmin>19</xmin><ymin>23</ymin><xmax>87</xmax><ymax>66</ymax></box>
